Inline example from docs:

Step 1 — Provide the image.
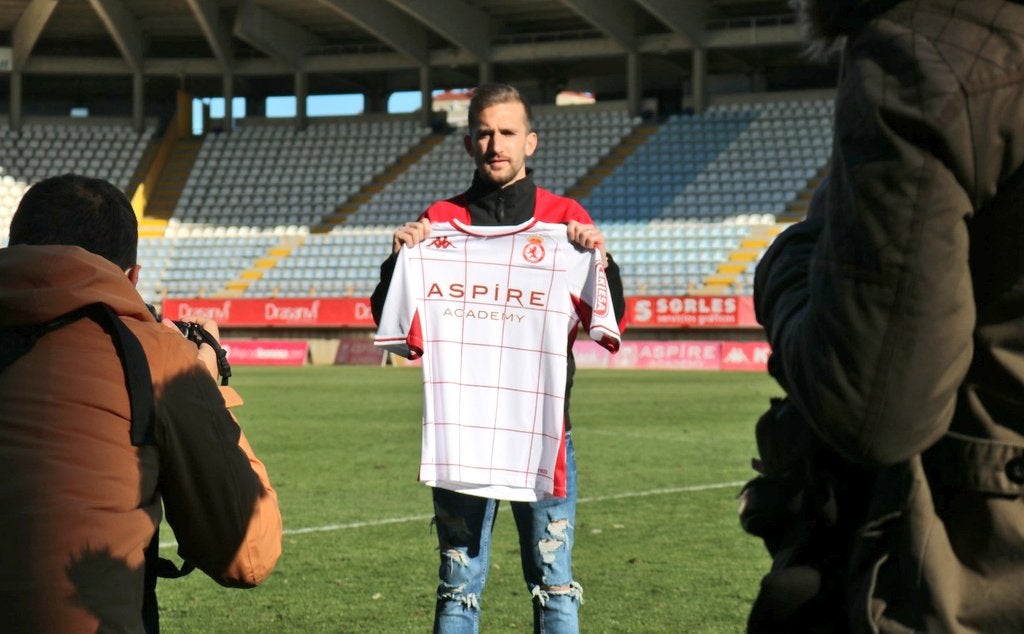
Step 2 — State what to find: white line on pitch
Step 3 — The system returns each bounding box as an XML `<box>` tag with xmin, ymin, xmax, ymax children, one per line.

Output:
<box><xmin>158</xmin><ymin>480</ymin><xmax>747</xmax><ymax>549</ymax></box>
<box><xmin>578</xmin><ymin>480</ymin><xmax>746</xmax><ymax>503</ymax></box>
<box><xmin>584</xmin><ymin>428</ymin><xmax>700</xmax><ymax>442</ymax></box>
<box><xmin>285</xmin><ymin>514</ymin><xmax>434</xmax><ymax>536</ymax></box>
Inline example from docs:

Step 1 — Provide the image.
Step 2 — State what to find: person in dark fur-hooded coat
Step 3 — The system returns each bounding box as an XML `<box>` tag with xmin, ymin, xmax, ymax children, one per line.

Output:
<box><xmin>752</xmin><ymin>0</ymin><xmax>1024</xmax><ymax>631</ymax></box>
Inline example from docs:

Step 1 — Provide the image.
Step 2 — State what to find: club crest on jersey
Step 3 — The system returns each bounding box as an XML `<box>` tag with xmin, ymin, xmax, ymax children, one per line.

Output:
<box><xmin>428</xmin><ymin>236</ymin><xmax>456</xmax><ymax>249</ymax></box>
<box><xmin>522</xmin><ymin>236</ymin><xmax>546</xmax><ymax>263</ymax></box>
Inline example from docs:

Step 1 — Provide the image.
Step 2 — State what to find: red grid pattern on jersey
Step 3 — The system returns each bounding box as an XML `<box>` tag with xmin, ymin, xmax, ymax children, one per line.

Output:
<box><xmin>374</xmin><ymin>220</ymin><xmax>619</xmax><ymax>501</ymax></box>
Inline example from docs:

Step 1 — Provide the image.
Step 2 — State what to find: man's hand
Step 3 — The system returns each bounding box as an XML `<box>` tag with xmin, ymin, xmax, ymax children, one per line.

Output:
<box><xmin>162</xmin><ymin>316</ymin><xmax>222</xmax><ymax>381</ymax></box>
<box><xmin>566</xmin><ymin>220</ymin><xmax>608</xmax><ymax>267</ymax></box>
<box><xmin>392</xmin><ymin>219</ymin><xmax>432</xmax><ymax>254</ymax></box>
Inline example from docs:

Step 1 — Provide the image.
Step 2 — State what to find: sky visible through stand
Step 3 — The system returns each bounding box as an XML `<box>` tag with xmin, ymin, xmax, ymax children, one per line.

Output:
<box><xmin>192</xmin><ymin>91</ymin><xmax>424</xmax><ymax>133</ymax></box>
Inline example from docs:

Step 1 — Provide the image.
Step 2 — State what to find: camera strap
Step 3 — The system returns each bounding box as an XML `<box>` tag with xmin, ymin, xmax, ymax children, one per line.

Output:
<box><xmin>90</xmin><ymin>304</ymin><xmax>157</xmax><ymax>446</ymax></box>
<box><xmin>0</xmin><ymin>303</ymin><xmax>156</xmax><ymax>446</ymax></box>
<box><xmin>195</xmin><ymin>327</ymin><xmax>232</xmax><ymax>386</ymax></box>
<box><xmin>0</xmin><ymin>305</ymin><xmax>93</xmax><ymax>374</ymax></box>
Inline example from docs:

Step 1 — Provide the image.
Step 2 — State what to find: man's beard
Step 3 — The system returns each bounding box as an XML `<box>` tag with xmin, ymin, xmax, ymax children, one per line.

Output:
<box><xmin>479</xmin><ymin>160</ymin><xmax>519</xmax><ymax>188</ymax></box>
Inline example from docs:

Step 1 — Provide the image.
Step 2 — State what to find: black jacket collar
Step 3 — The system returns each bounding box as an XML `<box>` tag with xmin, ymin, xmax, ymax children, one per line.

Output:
<box><xmin>464</xmin><ymin>169</ymin><xmax>537</xmax><ymax>226</ymax></box>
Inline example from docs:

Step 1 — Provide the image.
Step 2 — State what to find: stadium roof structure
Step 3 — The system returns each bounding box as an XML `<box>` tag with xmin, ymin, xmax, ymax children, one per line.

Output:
<box><xmin>0</xmin><ymin>0</ymin><xmax>835</xmax><ymax>127</ymax></box>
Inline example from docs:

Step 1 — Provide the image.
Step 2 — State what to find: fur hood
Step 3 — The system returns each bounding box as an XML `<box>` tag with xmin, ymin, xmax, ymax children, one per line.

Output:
<box><xmin>791</xmin><ymin>0</ymin><xmax>901</xmax><ymax>58</ymax></box>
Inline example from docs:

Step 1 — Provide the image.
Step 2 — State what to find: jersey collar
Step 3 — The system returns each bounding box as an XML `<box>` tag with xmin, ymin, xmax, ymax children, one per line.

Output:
<box><xmin>464</xmin><ymin>169</ymin><xmax>537</xmax><ymax>226</ymax></box>
<box><xmin>450</xmin><ymin>217</ymin><xmax>539</xmax><ymax>237</ymax></box>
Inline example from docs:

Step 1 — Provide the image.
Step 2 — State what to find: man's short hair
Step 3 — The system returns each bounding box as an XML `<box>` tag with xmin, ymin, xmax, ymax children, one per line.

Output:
<box><xmin>468</xmin><ymin>83</ymin><xmax>534</xmax><ymax>132</ymax></box>
<box><xmin>9</xmin><ymin>173</ymin><xmax>138</xmax><ymax>269</ymax></box>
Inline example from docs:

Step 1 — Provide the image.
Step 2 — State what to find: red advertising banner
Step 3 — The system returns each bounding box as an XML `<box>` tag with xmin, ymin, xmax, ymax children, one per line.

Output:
<box><xmin>625</xmin><ymin>295</ymin><xmax>758</xmax><ymax>329</ymax></box>
<box><xmin>162</xmin><ymin>296</ymin><xmax>759</xmax><ymax>330</ymax></box>
<box><xmin>574</xmin><ymin>339</ymin><xmax>769</xmax><ymax>371</ymax></box>
<box><xmin>162</xmin><ymin>298</ymin><xmax>376</xmax><ymax>328</ymax></box>
<box><xmin>221</xmin><ymin>339</ymin><xmax>309</xmax><ymax>366</ymax></box>
<box><xmin>719</xmin><ymin>341</ymin><xmax>772</xmax><ymax>372</ymax></box>
<box><xmin>571</xmin><ymin>340</ymin><xmax>616</xmax><ymax>368</ymax></box>
<box><xmin>615</xmin><ymin>340</ymin><xmax>722</xmax><ymax>370</ymax></box>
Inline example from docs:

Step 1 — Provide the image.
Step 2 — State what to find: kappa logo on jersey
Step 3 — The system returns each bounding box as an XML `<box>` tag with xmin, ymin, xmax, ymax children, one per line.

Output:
<box><xmin>428</xmin><ymin>236</ymin><xmax>456</xmax><ymax>249</ymax></box>
<box><xmin>522</xmin><ymin>236</ymin><xmax>546</xmax><ymax>263</ymax></box>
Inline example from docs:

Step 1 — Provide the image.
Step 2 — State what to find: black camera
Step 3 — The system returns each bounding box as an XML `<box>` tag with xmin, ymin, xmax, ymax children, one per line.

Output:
<box><xmin>173</xmin><ymin>319</ymin><xmax>210</xmax><ymax>348</ymax></box>
<box><xmin>147</xmin><ymin>304</ymin><xmax>232</xmax><ymax>385</ymax></box>
<box><xmin>172</xmin><ymin>319</ymin><xmax>232</xmax><ymax>385</ymax></box>
<box><xmin>147</xmin><ymin>304</ymin><xmax>213</xmax><ymax>348</ymax></box>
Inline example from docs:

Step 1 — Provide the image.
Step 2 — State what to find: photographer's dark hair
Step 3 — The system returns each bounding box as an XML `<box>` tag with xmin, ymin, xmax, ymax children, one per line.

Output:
<box><xmin>9</xmin><ymin>173</ymin><xmax>138</xmax><ymax>270</ymax></box>
<box><xmin>468</xmin><ymin>83</ymin><xmax>534</xmax><ymax>132</ymax></box>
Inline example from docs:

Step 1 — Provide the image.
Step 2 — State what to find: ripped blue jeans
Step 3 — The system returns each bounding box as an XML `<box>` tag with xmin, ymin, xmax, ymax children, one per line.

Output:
<box><xmin>432</xmin><ymin>432</ymin><xmax>581</xmax><ymax>634</ymax></box>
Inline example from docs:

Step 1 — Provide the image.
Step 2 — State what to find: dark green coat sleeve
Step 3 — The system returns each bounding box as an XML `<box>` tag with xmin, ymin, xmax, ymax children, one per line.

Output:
<box><xmin>755</xmin><ymin>23</ymin><xmax>976</xmax><ymax>466</ymax></box>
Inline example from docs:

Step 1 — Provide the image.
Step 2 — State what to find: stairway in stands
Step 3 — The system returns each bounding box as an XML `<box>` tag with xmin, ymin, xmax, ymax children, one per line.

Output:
<box><xmin>137</xmin><ymin>138</ymin><xmax>203</xmax><ymax>238</ymax></box>
<box><xmin>565</xmin><ymin>123</ymin><xmax>659</xmax><ymax>201</ymax></box>
<box><xmin>308</xmin><ymin>133</ymin><xmax>447</xmax><ymax>234</ymax></box>
<box><xmin>695</xmin><ymin>164</ymin><xmax>828</xmax><ymax>294</ymax></box>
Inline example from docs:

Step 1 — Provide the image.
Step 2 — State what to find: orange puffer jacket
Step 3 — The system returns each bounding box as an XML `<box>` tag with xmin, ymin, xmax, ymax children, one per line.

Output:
<box><xmin>0</xmin><ymin>244</ymin><xmax>282</xmax><ymax>632</ymax></box>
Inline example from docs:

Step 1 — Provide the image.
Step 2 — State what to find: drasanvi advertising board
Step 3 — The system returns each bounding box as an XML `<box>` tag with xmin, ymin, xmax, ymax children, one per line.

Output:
<box><xmin>162</xmin><ymin>297</ymin><xmax>375</xmax><ymax>328</ymax></box>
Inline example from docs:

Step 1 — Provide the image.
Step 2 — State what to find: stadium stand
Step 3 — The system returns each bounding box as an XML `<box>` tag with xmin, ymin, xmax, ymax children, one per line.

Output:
<box><xmin>136</xmin><ymin>234</ymin><xmax>283</xmax><ymax>302</ymax></box>
<box><xmin>578</xmin><ymin>97</ymin><xmax>831</xmax><ymax>295</ymax></box>
<box><xmin>530</xmin><ymin>107</ymin><xmax>642</xmax><ymax>195</ymax></box>
<box><xmin>142</xmin><ymin>96</ymin><xmax>831</xmax><ymax>302</ymax></box>
<box><xmin>0</xmin><ymin>119</ymin><xmax>156</xmax><ymax>249</ymax></box>
<box><xmin>214</xmin><ymin>104</ymin><xmax>643</xmax><ymax>301</ymax></box>
<box><xmin>171</xmin><ymin>117</ymin><xmax>432</xmax><ymax>233</ymax></box>
<box><xmin>245</xmin><ymin>230</ymin><xmax>390</xmax><ymax>298</ymax></box>
<box><xmin>130</xmin><ymin>116</ymin><xmax>432</xmax><ymax>301</ymax></box>
<box><xmin>342</xmin><ymin>105</ymin><xmax>640</xmax><ymax>228</ymax></box>
<box><xmin>0</xmin><ymin>172</ymin><xmax>26</xmax><ymax>248</ymax></box>
<box><xmin>0</xmin><ymin>120</ymin><xmax>153</xmax><ymax>193</ymax></box>
<box><xmin>605</xmin><ymin>219</ymin><xmax>749</xmax><ymax>294</ymax></box>
<box><xmin>0</xmin><ymin>95</ymin><xmax>831</xmax><ymax>303</ymax></box>
<box><xmin>339</xmin><ymin>132</ymin><xmax>466</xmax><ymax>228</ymax></box>
<box><xmin>581</xmin><ymin>98</ymin><xmax>831</xmax><ymax>223</ymax></box>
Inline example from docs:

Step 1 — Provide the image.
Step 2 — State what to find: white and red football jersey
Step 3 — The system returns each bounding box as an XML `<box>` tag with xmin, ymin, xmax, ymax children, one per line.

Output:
<box><xmin>374</xmin><ymin>218</ymin><xmax>620</xmax><ymax>501</ymax></box>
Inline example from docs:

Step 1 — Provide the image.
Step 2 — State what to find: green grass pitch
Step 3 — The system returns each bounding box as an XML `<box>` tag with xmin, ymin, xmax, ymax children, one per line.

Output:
<box><xmin>156</xmin><ymin>366</ymin><xmax>781</xmax><ymax>632</ymax></box>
